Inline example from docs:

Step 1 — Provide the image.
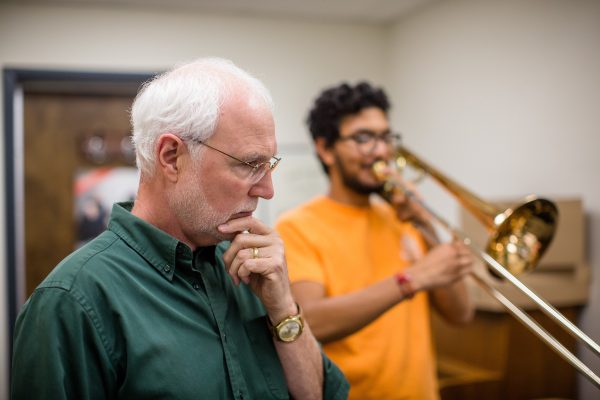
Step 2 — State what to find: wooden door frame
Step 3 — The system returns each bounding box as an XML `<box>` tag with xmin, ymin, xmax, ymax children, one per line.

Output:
<box><xmin>3</xmin><ymin>68</ymin><xmax>154</xmax><ymax>359</ymax></box>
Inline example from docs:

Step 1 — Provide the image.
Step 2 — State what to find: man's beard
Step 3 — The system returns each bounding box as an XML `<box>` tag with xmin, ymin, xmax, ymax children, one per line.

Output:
<box><xmin>168</xmin><ymin>182</ymin><xmax>223</xmax><ymax>242</ymax></box>
<box><xmin>334</xmin><ymin>155</ymin><xmax>385</xmax><ymax>195</ymax></box>
<box><xmin>168</xmin><ymin>169</ymin><xmax>255</xmax><ymax>244</ymax></box>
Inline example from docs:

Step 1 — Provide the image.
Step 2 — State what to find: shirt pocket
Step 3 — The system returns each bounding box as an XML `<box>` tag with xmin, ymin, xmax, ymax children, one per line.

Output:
<box><xmin>243</xmin><ymin>317</ymin><xmax>289</xmax><ymax>399</ymax></box>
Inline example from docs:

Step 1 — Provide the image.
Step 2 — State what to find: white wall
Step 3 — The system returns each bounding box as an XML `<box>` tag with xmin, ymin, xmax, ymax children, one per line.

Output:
<box><xmin>0</xmin><ymin>4</ymin><xmax>389</xmax><ymax>398</ymax></box>
<box><xmin>388</xmin><ymin>0</ymin><xmax>600</xmax><ymax>398</ymax></box>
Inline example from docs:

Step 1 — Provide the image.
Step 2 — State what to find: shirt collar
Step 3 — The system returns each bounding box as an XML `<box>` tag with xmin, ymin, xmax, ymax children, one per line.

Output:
<box><xmin>107</xmin><ymin>201</ymin><xmax>202</xmax><ymax>280</ymax></box>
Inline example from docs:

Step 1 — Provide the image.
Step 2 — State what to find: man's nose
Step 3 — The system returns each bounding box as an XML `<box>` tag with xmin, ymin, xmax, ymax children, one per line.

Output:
<box><xmin>371</xmin><ymin>137</ymin><xmax>394</xmax><ymax>158</ymax></box>
<box><xmin>249</xmin><ymin>171</ymin><xmax>275</xmax><ymax>200</ymax></box>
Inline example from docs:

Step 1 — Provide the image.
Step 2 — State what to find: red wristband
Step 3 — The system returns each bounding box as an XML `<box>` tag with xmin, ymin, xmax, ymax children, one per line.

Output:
<box><xmin>395</xmin><ymin>272</ymin><xmax>415</xmax><ymax>299</ymax></box>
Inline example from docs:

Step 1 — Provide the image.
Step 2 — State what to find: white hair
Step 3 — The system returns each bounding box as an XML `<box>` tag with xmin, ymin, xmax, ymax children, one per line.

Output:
<box><xmin>130</xmin><ymin>57</ymin><xmax>274</xmax><ymax>176</ymax></box>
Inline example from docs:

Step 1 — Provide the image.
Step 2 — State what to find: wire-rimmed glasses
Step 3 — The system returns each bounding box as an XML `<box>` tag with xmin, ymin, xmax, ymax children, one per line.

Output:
<box><xmin>337</xmin><ymin>130</ymin><xmax>401</xmax><ymax>155</ymax></box>
<box><xmin>195</xmin><ymin>140</ymin><xmax>281</xmax><ymax>183</ymax></box>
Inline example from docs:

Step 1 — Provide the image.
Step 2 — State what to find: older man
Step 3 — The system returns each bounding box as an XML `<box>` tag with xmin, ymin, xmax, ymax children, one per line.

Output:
<box><xmin>11</xmin><ymin>58</ymin><xmax>348</xmax><ymax>400</ymax></box>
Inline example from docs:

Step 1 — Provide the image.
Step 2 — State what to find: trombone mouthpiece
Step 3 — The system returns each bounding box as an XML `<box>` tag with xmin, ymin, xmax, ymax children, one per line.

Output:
<box><xmin>372</xmin><ymin>160</ymin><xmax>390</xmax><ymax>182</ymax></box>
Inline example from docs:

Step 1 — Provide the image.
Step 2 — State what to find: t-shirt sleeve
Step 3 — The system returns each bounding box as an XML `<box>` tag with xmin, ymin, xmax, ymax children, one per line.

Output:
<box><xmin>275</xmin><ymin>217</ymin><xmax>326</xmax><ymax>285</ymax></box>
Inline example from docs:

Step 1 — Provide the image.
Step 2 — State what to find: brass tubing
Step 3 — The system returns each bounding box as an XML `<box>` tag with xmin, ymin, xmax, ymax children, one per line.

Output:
<box><xmin>373</xmin><ymin>151</ymin><xmax>600</xmax><ymax>388</ymax></box>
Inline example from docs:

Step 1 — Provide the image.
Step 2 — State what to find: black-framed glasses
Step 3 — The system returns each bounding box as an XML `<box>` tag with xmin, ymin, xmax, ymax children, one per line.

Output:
<box><xmin>195</xmin><ymin>140</ymin><xmax>281</xmax><ymax>183</ymax></box>
<box><xmin>337</xmin><ymin>130</ymin><xmax>401</xmax><ymax>155</ymax></box>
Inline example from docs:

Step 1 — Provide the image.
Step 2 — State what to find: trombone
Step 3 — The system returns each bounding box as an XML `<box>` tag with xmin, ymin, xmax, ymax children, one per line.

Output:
<box><xmin>373</xmin><ymin>145</ymin><xmax>600</xmax><ymax>388</ymax></box>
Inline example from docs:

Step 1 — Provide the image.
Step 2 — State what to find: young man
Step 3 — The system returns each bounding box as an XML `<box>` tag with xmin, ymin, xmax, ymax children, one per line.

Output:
<box><xmin>275</xmin><ymin>82</ymin><xmax>474</xmax><ymax>399</ymax></box>
<box><xmin>11</xmin><ymin>58</ymin><xmax>349</xmax><ymax>400</ymax></box>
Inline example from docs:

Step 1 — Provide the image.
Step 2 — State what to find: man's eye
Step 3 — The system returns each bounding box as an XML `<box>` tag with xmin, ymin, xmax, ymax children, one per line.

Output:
<box><xmin>234</xmin><ymin>163</ymin><xmax>252</xmax><ymax>171</ymax></box>
<box><xmin>245</xmin><ymin>160</ymin><xmax>262</xmax><ymax>169</ymax></box>
<box><xmin>353</xmin><ymin>133</ymin><xmax>374</xmax><ymax>144</ymax></box>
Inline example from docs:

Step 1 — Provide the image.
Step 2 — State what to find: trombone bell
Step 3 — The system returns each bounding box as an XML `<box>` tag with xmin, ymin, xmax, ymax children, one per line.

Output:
<box><xmin>488</xmin><ymin>197</ymin><xmax>558</xmax><ymax>275</ymax></box>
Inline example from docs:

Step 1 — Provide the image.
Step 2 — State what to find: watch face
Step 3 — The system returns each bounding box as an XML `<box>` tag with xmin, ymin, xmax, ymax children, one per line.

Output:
<box><xmin>279</xmin><ymin>320</ymin><xmax>302</xmax><ymax>342</ymax></box>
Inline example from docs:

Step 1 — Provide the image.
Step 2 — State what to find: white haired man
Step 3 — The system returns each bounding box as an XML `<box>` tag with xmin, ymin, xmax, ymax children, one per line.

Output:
<box><xmin>11</xmin><ymin>58</ymin><xmax>349</xmax><ymax>400</ymax></box>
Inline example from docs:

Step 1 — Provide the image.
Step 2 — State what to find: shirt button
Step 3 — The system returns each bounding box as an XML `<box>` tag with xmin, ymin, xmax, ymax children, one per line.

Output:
<box><xmin>193</xmin><ymin>282</ymin><xmax>200</xmax><ymax>290</ymax></box>
<box><xmin>163</xmin><ymin>265</ymin><xmax>171</xmax><ymax>272</ymax></box>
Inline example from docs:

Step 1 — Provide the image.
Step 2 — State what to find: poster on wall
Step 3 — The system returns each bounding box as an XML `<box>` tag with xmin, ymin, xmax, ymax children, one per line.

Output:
<box><xmin>74</xmin><ymin>167</ymin><xmax>139</xmax><ymax>248</ymax></box>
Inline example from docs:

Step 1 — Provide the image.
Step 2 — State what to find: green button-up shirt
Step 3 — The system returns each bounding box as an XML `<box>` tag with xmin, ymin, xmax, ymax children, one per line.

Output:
<box><xmin>12</xmin><ymin>202</ymin><xmax>349</xmax><ymax>400</ymax></box>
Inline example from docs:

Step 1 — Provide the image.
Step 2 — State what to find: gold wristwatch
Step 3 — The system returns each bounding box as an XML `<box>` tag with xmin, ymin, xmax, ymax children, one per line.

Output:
<box><xmin>268</xmin><ymin>303</ymin><xmax>304</xmax><ymax>342</ymax></box>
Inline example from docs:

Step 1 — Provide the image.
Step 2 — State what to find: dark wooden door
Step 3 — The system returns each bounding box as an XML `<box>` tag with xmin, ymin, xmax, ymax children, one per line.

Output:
<box><xmin>23</xmin><ymin>93</ymin><xmax>135</xmax><ymax>296</ymax></box>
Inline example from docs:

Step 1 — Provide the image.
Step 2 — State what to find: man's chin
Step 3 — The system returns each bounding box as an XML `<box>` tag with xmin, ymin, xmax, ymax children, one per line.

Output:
<box><xmin>204</xmin><ymin>229</ymin><xmax>237</xmax><ymax>244</ymax></box>
<box><xmin>188</xmin><ymin>228</ymin><xmax>236</xmax><ymax>247</ymax></box>
<box><xmin>347</xmin><ymin>181</ymin><xmax>385</xmax><ymax>196</ymax></box>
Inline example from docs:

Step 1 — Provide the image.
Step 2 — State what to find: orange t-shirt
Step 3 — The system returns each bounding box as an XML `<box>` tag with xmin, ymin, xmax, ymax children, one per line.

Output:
<box><xmin>276</xmin><ymin>196</ymin><xmax>439</xmax><ymax>400</ymax></box>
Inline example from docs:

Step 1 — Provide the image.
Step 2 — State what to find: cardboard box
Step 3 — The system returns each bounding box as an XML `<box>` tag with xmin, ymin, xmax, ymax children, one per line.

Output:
<box><xmin>459</xmin><ymin>197</ymin><xmax>589</xmax><ymax>311</ymax></box>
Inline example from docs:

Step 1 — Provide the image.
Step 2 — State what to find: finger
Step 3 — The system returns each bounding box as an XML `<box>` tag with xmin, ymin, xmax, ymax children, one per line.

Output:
<box><xmin>458</xmin><ymin>255</ymin><xmax>474</xmax><ymax>273</ymax></box>
<box><xmin>390</xmin><ymin>190</ymin><xmax>408</xmax><ymax>206</ymax></box>
<box><xmin>228</xmin><ymin>246</ymin><xmax>266</xmax><ymax>283</ymax></box>
<box><xmin>403</xmin><ymin>179</ymin><xmax>419</xmax><ymax>196</ymax></box>
<box><xmin>227</xmin><ymin>240</ymin><xmax>280</xmax><ymax>284</ymax></box>
<box><xmin>464</xmin><ymin>254</ymin><xmax>475</xmax><ymax>266</ymax></box>
<box><xmin>224</xmin><ymin>238</ymin><xmax>269</xmax><ymax>267</ymax></box>
<box><xmin>452</xmin><ymin>241</ymin><xmax>468</xmax><ymax>256</ymax></box>
<box><xmin>458</xmin><ymin>246</ymin><xmax>470</xmax><ymax>257</ymax></box>
<box><xmin>221</xmin><ymin>227</ymin><xmax>252</xmax><ymax>266</ymax></box>
<box><xmin>216</xmin><ymin>216</ymin><xmax>254</xmax><ymax>235</ymax></box>
<box><xmin>222</xmin><ymin>239</ymin><xmax>244</xmax><ymax>267</ymax></box>
<box><xmin>218</xmin><ymin>216</ymin><xmax>271</xmax><ymax>236</ymax></box>
<box><xmin>237</xmin><ymin>261</ymin><xmax>256</xmax><ymax>285</ymax></box>
<box><xmin>226</xmin><ymin>249</ymin><xmax>247</xmax><ymax>285</ymax></box>
<box><xmin>237</xmin><ymin>258</ymin><xmax>276</xmax><ymax>285</ymax></box>
<box><xmin>222</xmin><ymin>229</ymin><xmax>272</xmax><ymax>266</ymax></box>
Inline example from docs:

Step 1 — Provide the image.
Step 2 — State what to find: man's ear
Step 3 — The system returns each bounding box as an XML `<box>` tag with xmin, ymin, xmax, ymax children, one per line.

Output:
<box><xmin>156</xmin><ymin>134</ymin><xmax>185</xmax><ymax>182</ymax></box>
<box><xmin>315</xmin><ymin>137</ymin><xmax>335</xmax><ymax>168</ymax></box>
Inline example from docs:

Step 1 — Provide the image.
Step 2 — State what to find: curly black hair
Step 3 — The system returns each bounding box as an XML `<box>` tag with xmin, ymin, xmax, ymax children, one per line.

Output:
<box><xmin>307</xmin><ymin>81</ymin><xmax>390</xmax><ymax>147</ymax></box>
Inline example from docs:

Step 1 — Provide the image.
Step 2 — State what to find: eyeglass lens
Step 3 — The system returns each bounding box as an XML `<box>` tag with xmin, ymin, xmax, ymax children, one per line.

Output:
<box><xmin>248</xmin><ymin>157</ymin><xmax>280</xmax><ymax>182</ymax></box>
<box><xmin>351</xmin><ymin>132</ymin><xmax>400</xmax><ymax>154</ymax></box>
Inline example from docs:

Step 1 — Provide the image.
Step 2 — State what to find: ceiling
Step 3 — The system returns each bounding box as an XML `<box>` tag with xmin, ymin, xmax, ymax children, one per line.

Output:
<box><xmin>13</xmin><ymin>0</ymin><xmax>438</xmax><ymax>24</ymax></box>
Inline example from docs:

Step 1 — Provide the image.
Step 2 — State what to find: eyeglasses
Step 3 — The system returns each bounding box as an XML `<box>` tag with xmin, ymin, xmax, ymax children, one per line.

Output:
<box><xmin>195</xmin><ymin>140</ymin><xmax>281</xmax><ymax>183</ymax></box>
<box><xmin>337</xmin><ymin>130</ymin><xmax>401</xmax><ymax>155</ymax></box>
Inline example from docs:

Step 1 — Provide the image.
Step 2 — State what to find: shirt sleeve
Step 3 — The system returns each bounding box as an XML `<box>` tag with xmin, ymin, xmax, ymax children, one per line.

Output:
<box><xmin>322</xmin><ymin>351</ymin><xmax>350</xmax><ymax>399</ymax></box>
<box><xmin>275</xmin><ymin>218</ymin><xmax>326</xmax><ymax>285</ymax></box>
<box><xmin>11</xmin><ymin>287</ymin><xmax>117</xmax><ymax>400</ymax></box>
